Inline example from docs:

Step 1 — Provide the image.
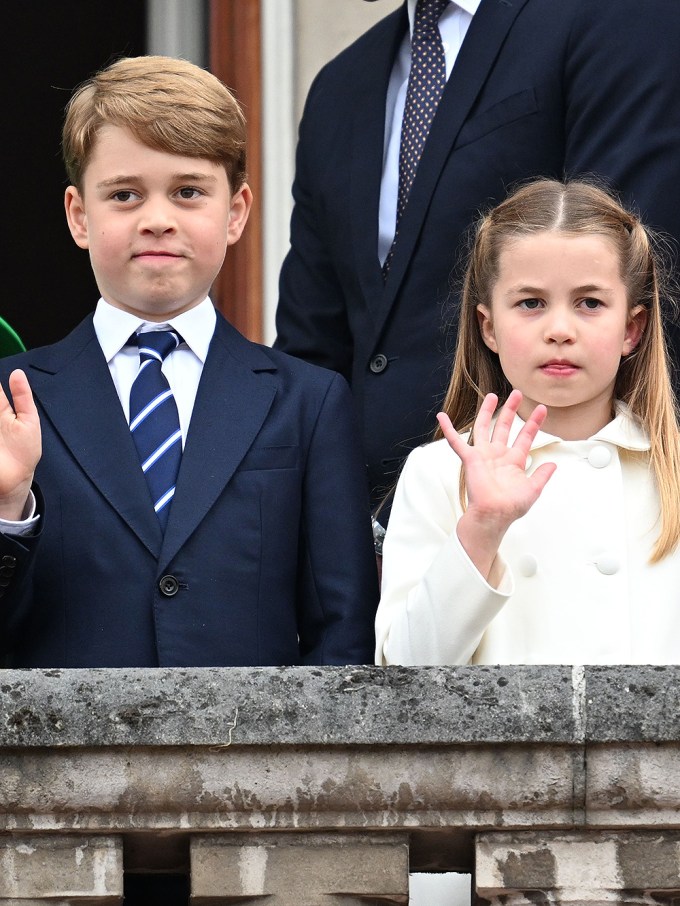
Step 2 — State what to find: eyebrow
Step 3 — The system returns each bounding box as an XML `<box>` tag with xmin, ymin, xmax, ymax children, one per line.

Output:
<box><xmin>95</xmin><ymin>173</ymin><xmax>218</xmax><ymax>190</ymax></box>
<box><xmin>506</xmin><ymin>283</ymin><xmax>613</xmax><ymax>295</ymax></box>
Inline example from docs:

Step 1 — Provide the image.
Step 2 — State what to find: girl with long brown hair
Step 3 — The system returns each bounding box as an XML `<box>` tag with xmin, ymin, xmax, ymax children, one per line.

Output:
<box><xmin>376</xmin><ymin>178</ymin><xmax>680</xmax><ymax>665</ymax></box>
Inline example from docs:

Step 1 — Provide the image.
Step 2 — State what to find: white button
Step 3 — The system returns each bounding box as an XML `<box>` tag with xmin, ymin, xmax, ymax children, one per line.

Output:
<box><xmin>525</xmin><ymin>455</ymin><xmax>533</xmax><ymax>470</ymax></box>
<box><xmin>596</xmin><ymin>555</ymin><xmax>620</xmax><ymax>575</ymax></box>
<box><xmin>587</xmin><ymin>446</ymin><xmax>612</xmax><ymax>469</ymax></box>
<box><xmin>517</xmin><ymin>554</ymin><xmax>538</xmax><ymax>577</ymax></box>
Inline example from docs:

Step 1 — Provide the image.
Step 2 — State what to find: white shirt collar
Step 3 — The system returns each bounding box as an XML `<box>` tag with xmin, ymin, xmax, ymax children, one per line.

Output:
<box><xmin>406</xmin><ymin>0</ymin><xmax>482</xmax><ymax>31</ymax></box>
<box><xmin>93</xmin><ymin>297</ymin><xmax>217</xmax><ymax>365</ymax></box>
<box><xmin>507</xmin><ymin>401</ymin><xmax>651</xmax><ymax>453</ymax></box>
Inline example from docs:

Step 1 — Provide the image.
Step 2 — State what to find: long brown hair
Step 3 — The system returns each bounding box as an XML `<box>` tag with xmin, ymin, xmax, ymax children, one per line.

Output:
<box><xmin>438</xmin><ymin>178</ymin><xmax>680</xmax><ymax>561</ymax></box>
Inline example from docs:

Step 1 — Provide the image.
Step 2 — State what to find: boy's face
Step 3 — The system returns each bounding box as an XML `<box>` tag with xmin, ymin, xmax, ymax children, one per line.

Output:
<box><xmin>64</xmin><ymin>125</ymin><xmax>251</xmax><ymax>321</ymax></box>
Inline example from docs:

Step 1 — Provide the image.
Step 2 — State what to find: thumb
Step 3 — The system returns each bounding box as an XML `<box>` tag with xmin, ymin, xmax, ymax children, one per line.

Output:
<box><xmin>7</xmin><ymin>370</ymin><xmax>38</xmax><ymax>422</ymax></box>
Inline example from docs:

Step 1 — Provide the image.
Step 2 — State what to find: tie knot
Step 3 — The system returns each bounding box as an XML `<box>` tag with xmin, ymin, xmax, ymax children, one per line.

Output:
<box><xmin>134</xmin><ymin>330</ymin><xmax>181</xmax><ymax>364</ymax></box>
<box><xmin>414</xmin><ymin>0</ymin><xmax>448</xmax><ymax>33</ymax></box>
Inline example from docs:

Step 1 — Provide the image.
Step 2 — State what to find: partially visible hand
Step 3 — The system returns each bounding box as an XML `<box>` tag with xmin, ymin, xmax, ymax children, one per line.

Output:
<box><xmin>436</xmin><ymin>390</ymin><xmax>556</xmax><ymax>583</ymax></box>
<box><xmin>0</xmin><ymin>370</ymin><xmax>41</xmax><ymax>521</ymax></box>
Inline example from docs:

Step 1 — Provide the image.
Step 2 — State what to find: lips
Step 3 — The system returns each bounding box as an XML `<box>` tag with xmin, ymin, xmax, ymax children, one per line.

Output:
<box><xmin>540</xmin><ymin>360</ymin><xmax>580</xmax><ymax>376</ymax></box>
<box><xmin>133</xmin><ymin>250</ymin><xmax>182</xmax><ymax>258</ymax></box>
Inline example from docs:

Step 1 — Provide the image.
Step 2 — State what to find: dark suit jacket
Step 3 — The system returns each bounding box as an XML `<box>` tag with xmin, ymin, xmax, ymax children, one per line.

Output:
<box><xmin>0</xmin><ymin>313</ymin><xmax>378</xmax><ymax>667</ymax></box>
<box><xmin>275</xmin><ymin>0</ymin><xmax>680</xmax><ymax>507</ymax></box>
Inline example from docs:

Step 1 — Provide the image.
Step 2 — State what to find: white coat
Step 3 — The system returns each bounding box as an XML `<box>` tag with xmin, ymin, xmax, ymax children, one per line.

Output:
<box><xmin>376</xmin><ymin>404</ymin><xmax>680</xmax><ymax>665</ymax></box>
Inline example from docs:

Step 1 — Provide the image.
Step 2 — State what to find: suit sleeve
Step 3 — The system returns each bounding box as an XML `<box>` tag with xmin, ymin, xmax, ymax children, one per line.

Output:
<box><xmin>296</xmin><ymin>372</ymin><xmax>379</xmax><ymax>665</ymax></box>
<box><xmin>563</xmin><ymin>1</ymin><xmax>680</xmax><ymax>243</ymax></box>
<box><xmin>375</xmin><ymin>444</ymin><xmax>512</xmax><ymax>666</ymax></box>
<box><xmin>0</xmin><ymin>485</ymin><xmax>43</xmax><ymax>660</ymax></box>
<box><xmin>274</xmin><ymin>72</ymin><xmax>355</xmax><ymax>381</ymax></box>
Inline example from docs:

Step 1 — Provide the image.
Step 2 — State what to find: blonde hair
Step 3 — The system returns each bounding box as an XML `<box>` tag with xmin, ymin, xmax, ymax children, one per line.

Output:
<box><xmin>62</xmin><ymin>55</ymin><xmax>247</xmax><ymax>191</ymax></box>
<box><xmin>438</xmin><ymin>178</ymin><xmax>680</xmax><ymax>561</ymax></box>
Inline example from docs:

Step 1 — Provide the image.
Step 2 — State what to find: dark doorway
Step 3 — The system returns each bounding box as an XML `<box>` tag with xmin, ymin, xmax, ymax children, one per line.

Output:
<box><xmin>5</xmin><ymin>3</ymin><xmax>146</xmax><ymax>350</ymax></box>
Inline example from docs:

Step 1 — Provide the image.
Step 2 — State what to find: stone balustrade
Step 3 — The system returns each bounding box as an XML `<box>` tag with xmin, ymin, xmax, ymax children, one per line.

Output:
<box><xmin>0</xmin><ymin>665</ymin><xmax>679</xmax><ymax>904</ymax></box>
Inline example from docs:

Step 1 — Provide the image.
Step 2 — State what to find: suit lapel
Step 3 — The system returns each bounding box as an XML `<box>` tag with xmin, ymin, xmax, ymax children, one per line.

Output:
<box><xmin>376</xmin><ymin>0</ymin><xmax>530</xmax><ymax>331</ymax></box>
<box><xmin>350</xmin><ymin>6</ymin><xmax>409</xmax><ymax>316</ymax></box>
<box><xmin>159</xmin><ymin>315</ymin><xmax>277</xmax><ymax>569</ymax></box>
<box><xmin>27</xmin><ymin>317</ymin><xmax>163</xmax><ymax>557</ymax></box>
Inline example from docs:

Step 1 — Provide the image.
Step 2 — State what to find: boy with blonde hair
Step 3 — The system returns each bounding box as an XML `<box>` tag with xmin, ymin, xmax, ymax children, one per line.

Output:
<box><xmin>0</xmin><ymin>56</ymin><xmax>377</xmax><ymax>667</ymax></box>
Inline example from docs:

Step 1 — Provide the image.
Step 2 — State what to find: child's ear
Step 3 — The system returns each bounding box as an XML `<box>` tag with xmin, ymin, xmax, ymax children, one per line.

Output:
<box><xmin>622</xmin><ymin>304</ymin><xmax>648</xmax><ymax>355</ymax></box>
<box><xmin>64</xmin><ymin>186</ymin><xmax>89</xmax><ymax>249</ymax></box>
<box><xmin>477</xmin><ymin>305</ymin><xmax>498</xmax><ymax>353</ymax></box>
<box><xmin>226</xmin><ymin>183</ymin><xmax>253</xmax><ymax>247</ymax></box>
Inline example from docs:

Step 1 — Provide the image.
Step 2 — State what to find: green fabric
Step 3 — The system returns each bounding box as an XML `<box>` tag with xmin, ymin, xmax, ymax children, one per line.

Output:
<box><xmin>0</xmin><ymin>317</ymin><xmax>26</xmax><ymax>357</ymax></box>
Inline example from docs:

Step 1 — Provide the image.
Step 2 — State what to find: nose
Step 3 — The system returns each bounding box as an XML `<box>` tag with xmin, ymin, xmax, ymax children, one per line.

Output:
<box><xmin>544</xmin><ymin>307</ymin><xmax>576</xmax><ymax>344</ymax></box>
<box><xmin>138</xmin><ymin>197</ymin><xmax>177</xmax><ymax>235</ymax></box>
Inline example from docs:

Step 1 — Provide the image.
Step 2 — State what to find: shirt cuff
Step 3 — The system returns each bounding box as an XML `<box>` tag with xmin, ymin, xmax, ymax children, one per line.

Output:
<box><xmin>0</xmin><ymin>490</ymin><xmax>39</xmax><ymax>536</ymax></box>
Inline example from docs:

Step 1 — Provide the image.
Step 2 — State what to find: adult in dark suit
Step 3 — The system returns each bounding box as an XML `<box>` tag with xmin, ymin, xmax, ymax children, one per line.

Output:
<box><xmin>0</xmin><ymin>55</ymin><xmax>378</xmax><ymax>669</ymax></box>
<box><xmin>276</xmin><ymin>0</ymin><xmax>680</xmax><ymax>511</ymax></box>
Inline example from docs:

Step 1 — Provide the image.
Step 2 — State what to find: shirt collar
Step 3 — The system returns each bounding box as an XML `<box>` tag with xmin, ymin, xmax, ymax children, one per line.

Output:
<box><xmin>406</xmin><ymin>0</ymin><xmax>481</xmax><ymax>32</ymax></box>
<box><xmin>93</xmin><ymin>297</ymin><xmax>217</xmax><ymax>364</ymax></box>
<box><xmin>507</xmin><ymin>401</ymin><xmax>651</xmax><ymax>453</ymax></box>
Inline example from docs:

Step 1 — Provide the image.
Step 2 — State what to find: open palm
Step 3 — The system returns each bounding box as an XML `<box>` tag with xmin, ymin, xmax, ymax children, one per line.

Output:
<box><xmin>0</xmin><ymin>370</ymin><xmax>42</xmax><ymax>520</ymax></box>
<box><xmin>438</xmin><ymin>390</ymin><xmax>556</xmax><ymax>532</ymax></box>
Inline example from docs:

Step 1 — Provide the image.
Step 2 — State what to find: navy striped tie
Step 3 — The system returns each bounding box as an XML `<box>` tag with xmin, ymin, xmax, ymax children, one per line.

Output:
<box><xmin>129</xmin><ymin>330</ymin><xmax>182</xmax><ymax>530</ymax></box>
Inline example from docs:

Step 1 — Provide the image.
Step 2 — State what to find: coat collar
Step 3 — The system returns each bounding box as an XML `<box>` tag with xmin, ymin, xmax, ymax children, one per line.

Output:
<box><xmin>508</xmin><ymin>402</ymin><xmax>651</xmax><ymax>453</ymax></box>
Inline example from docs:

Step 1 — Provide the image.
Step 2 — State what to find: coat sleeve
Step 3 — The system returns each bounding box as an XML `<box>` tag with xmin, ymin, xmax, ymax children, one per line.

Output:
<box><xmin>375</xmin><ymin>444</ymin><xmax>513</xmax><ymax>666</ymax></box>
<box><xmin>563</xmin><ymin>1</ymin><xmax>680</xmax><ymax>243</ymax></box>
<box><xmin>296</xmin><ymin>372</ymin><xmax>379</xmax><ymax>665</ymax></box>
<box><xmin>0</xmin><ymin>485</ymin><xmax>43</xmax><ymax>660</ymax></box>
<box><xmin>274</xmin><ymin>70</ymin><xmax>355</xmax><ymax>381</ymax></box>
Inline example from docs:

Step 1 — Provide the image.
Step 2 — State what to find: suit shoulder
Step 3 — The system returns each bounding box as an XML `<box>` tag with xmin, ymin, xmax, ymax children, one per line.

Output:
<box><xmin>0</xmin><ymin>318</ymin><xmax>96</xmax><ymax>380</ymax></box>
<box><xmin>307</xmin><ymin>6</ymin><xmax>405</xmax><ymax>92</ymax></box>
<box><xmin>254</xmin><ymin>343</ymin><xmax>348</xmax><ymax>392</ymax></box>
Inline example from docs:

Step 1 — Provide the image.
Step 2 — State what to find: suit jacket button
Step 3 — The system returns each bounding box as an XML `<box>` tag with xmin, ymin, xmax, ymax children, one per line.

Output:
<box><xmin>369</xmin><ymin>354</ymin><xmax>388</xmax><ymax>374</ymax></box>
<box><xmin>159</xmin><ymin>575</ymin><xmax>180</xmax><ymax>597</ymax></box>
<box><xmin>1</xmin><ymin>555</ymin><xmax>17</xmax><ymax>566</ymax></box>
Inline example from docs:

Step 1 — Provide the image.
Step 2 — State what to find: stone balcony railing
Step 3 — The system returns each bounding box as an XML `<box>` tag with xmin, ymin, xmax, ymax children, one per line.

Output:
<box><xmin>1</xmin><ymin>665</ymin><xmax>680</xmax><ymax>904</ymax></box>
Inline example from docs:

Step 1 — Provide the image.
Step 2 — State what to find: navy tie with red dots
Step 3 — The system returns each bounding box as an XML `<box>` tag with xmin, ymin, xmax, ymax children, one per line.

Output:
<box><xmin>129</xmin><ymin>330</ymin><xmax>182</xmax><ymax>531</ymax></box>
<box><xmin>383</xmin><ymin>0</ymin><xmax>448</xmax><ymax>277</ymax></box>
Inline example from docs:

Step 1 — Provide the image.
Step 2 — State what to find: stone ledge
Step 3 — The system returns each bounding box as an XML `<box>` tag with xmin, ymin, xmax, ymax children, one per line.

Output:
<box><xmin>583</xmin><ymin>665</ymin><xmax>680</xmax><ymax>741</ymax></box>
<box><xmin>0</xmin><ymin>665</ymin><xmax>578</xmax><ymax>747</ymax></box>
<box><xmin>1</xmin><ymin>665</ymin><xmax>678</xmax><ymax>749</ymax></box>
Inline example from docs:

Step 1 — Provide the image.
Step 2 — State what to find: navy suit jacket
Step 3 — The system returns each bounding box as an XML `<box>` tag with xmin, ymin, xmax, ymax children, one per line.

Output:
<box><xmin>276</xmin><ymin>0</ymin><xmax>680</xmax><ymax>506</ymax></box>
<box><xmin>0</xmin><ymin>313</ymin><xmax>378</xmax><ymax>667</ymax></box>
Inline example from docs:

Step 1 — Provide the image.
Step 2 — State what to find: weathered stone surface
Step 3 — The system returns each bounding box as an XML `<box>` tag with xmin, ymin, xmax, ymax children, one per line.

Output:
<box><xmin>190</xmin><ymin>833</ymin><xmax>409</xmax><ymax>904</ymax></box>
<box><xmin>0</xmin><ymin>744</ymin><xmax>579</xmax><ymax>832</ymax></box>
<box><xmin>583</xmin><ymin>666</ymin><xmax>680</xmax><ymax>742</ymax></box>
<box><xmin>0</xmin><ymin>834</ymin><xmax>123</xmax><ymax>900</ymax></box>
<box><xmin>1</xmin><ymin>665</ymin><xmax>680</xmax><ymax>894</ymax></box>
<box><xmin>586</xmin><ymin>743</ymin><xmax>680</xmax><ymax>827</ymax></box>
<box><xmin>0</xmin><ymin>666</ymin><xmax>578</xmax><ymax>747</ymax></box>
<box><xmin>476</xmin><ymin>831</ymin><xmax>680</xmax><ymax>905</ymax></box>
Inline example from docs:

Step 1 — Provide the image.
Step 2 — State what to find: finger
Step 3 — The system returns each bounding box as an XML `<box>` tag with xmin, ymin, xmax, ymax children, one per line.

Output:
<box><xmin>0</xmin><ymin>378</ymin><xmax>13</xmax><ymax>416</ymax></box>
<box><xmin>527</xmin><ymin>461</ymin><xmax>557</xmax><ymax>498</ymax></box>
<box><xmin>490</xmin><ymin>389</ymin><xmax>523</xmax><ymax>446</ymax></box>
<box><xmin>513</xmin><ymin>403</ymin><xmax>548</xmax><ymax>458</ymax></box>
<box><xmin>437</xmin><ymin>412</ymin><xmax>469</xmax><ymax>459</ymax></box>
<box><xmin>7</xmin><ymin>370</ymin><xmax>38</xmax><ymax>423</ymax></box>
<box><xmin>471</xmin><ymin>393</ymin><xmax>498</xmax><ymax>447</ymax></box>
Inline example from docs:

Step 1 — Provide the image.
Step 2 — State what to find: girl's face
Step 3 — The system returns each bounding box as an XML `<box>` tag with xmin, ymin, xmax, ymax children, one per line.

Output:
<box><xmin>477</xmin><ymin>231</ymin><xmax>647</xmax><ymax>440</ymax></box>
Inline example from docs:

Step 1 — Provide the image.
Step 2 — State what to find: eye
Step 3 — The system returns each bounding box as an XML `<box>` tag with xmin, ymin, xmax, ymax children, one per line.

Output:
<box><xmin>518</xmin><ymin>298</ymin><xmax>543</xmax><ymax>310</ymax></box>
<box><xmin>111</xmin><ymin>190</ymin><xmax>140</xmax><ymax>203</ymax></box>
<box><xmin>579</xmin><ymin>298</ymin><xmax>603</xmax><ymax>310</ymax></box>
<box><xmin>176</xmin><ymin>186</ymin><xmax>202</xmax><ymax>200</ymax></box>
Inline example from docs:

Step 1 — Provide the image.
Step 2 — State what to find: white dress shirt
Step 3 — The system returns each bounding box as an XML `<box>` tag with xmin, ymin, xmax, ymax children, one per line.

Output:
<box><xmin>93</xmin><ymin>295</ymin><xmax>216</xmax><ymax>444</ymax></box>
<box><xmin>378</xmin><ymin>0</ymin><xmax>482</xmax><ymax>263</ymax></box>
